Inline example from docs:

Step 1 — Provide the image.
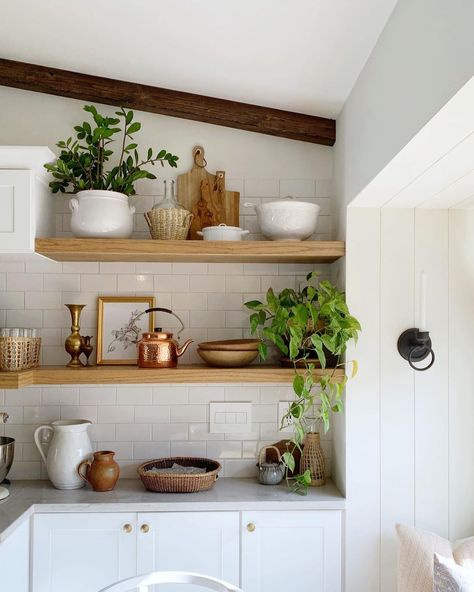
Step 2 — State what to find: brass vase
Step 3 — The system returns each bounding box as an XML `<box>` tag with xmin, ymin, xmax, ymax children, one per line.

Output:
<box><xmin>65</xmin><ymin>304</ymin><xmax>86</xmax><ymax>368</ymax></box>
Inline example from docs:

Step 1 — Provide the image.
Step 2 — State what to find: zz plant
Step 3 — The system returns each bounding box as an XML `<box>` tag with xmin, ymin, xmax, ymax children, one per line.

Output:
<box><xmin>45</xmin><ymin>104</ymin><xmax>179</xmax><ymax>196</ymax></box>
<box><xmin>245</xmin><ymin>272</ymin><xmax>361</xmax><ymax>493</ymax></box>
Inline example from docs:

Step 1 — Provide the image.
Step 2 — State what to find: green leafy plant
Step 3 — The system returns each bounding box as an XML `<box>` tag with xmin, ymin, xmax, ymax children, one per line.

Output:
<box><xmin>245</xmin><ymin>272</ymin><xmax>361</xmax><ymax>494</ymax></box>
<box><xmin>44</xmin><ymin>104</ymin><xmax>179</xmax><ymax>196</ymax></box>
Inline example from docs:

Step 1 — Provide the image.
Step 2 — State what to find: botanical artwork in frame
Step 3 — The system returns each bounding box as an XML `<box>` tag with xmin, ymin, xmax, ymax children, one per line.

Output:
<box><xmin>97</xmin><ymin>296</ymin><xmax>155</xmax><ymax>365</ymax></box>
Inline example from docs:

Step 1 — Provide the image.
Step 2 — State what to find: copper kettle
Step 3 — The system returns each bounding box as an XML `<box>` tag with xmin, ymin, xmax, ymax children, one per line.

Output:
<box><xmin>136</xmin><ymin>307</ymin><xmax>193</xmax><ymax>368</ymax></box>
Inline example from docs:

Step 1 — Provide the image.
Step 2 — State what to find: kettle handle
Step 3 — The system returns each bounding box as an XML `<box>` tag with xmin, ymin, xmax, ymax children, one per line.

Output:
<box><xmin>34</xmin><ymin>425</ymin><xmax>54</xmax><ymax>465</ymax></box>
<box><xmin>144</xmin><ymin>307</ymin><xmax>185</xmax><ymax>338</ymax></box>
<box><xmin>77</xmin><ymin>459</ymin><xmax>91</xmax><ymax>483</ymax></box>
<box><xmin>257</xmin><ymin>445</ymin><xmax>282</xmax><ymax>466</ymax></box>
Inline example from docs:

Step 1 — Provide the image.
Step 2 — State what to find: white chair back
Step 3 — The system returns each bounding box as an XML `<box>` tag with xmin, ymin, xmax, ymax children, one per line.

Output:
<box><xmin>97</xmin><ymin>571</ymin><xmax>243</xmax><ymax>592</ymax></box>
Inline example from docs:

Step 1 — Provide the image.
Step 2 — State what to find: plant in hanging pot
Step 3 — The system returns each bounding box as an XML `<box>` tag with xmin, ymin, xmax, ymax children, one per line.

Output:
<box><xmin>245</xmin><ymin>272</ymin><xmax>361</xmax><ymax>494</ymax></box>
<box><xmin>44</xmin><ymin>104</ymin><xmax>179</xmax><ymax>238</ymax></box>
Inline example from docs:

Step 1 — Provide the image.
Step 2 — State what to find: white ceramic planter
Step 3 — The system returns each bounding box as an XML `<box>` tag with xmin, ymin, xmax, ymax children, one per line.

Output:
<box><xmin>245</xmin><ymin>197</ymin><xmax>320</xmax><ymax>241</ymax></box>
<box><xmin>197</xmin><ymin>224</ymin><xmax>249</xmax><ymax>241</ymax></box>
<box><xmin>34</xmin><ymin>420</ymin><xmax>93</xmax><ymax>490</ymax></box>
<box><xmin>69</xmin><ymin>190</ymin><xmax>135</xmax><ymax>238</ymax></box>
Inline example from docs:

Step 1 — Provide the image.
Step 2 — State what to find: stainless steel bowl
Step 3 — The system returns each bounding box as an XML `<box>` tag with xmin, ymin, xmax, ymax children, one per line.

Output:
<box><xmin>0</xmin><ymin>437</ymin><xmax>14</xmax><ymax>482</ymax></box>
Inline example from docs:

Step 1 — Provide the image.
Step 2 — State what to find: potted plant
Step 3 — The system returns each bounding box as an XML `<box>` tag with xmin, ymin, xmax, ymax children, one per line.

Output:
<box><xmin>245</xmin><ymin>272</ymin><xmax>361</xmax><ymax>493</ymax></box>
<box><xmin>45</xmin><ymin>104</ymin><xmax>179</xmax><ymax>238</ymax></box>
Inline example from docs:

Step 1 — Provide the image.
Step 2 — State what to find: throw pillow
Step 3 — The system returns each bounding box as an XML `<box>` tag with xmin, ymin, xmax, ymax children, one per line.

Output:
<box><xmin>434</xmin><ymin>553</ymin><xmax>474</xmax><ymax>592</ymax></box>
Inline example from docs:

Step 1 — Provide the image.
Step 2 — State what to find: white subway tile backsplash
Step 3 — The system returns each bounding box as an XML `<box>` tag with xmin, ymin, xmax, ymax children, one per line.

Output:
<box><xmin>7</xmin><ymin>273</ymin><xmax>43</xmax><ymax>291</ymax></box>
<box><xmin>23</xmin><ymin>406</ymin><xmax>60</xmax><ymax>424</ymax></box>
<box><xmin>134</xmin><ymin>405</ymin><xmax>170</xmax><ymax>423</ymax></box>
<box><xmin>190</xmin><ymin>275</ymin><xmax>225</xmax><ymax>293</ymax></box>
<box><xmin>134</xmin><ymin>441</ymin><xmax>170</xmax><ymax>460</ymax></box>
<box><xmin>80</xmin><ymin>388</ymin><xmax>117</xmax><ymax>406</ymax></box>
<box><xmin>81</xmin><ymin>274</ymin><xmax>117</xmax><ymax>292</ymax></box>
<box><xmin>116</xmin><ymin>423</ymin><xmax>152</xmax><ymax>441</ymax></box>
<box><xmin>226</xmin><ymin>276</ymin><xmax>260</xmax><ymax>293</ymax></box>
<box><xmin>0</xmin><ymin>173</ymin><xmax>335</xmax><ymax>480</ymax></box>
<box><xmin>117</xmin><ymin>387</ymin><xmax>153</xmax><ymax>405</ymax></box>
<box><xmin>173</xmin><ymin>293</ymin><xmax>207</xmax><ymax>311</ymax></box>
<box><xmin>154</xmin><ymin>275</ymin><xmax>189</xmax><ymax>293</ymax></box>
<box><xmin>0</xmin><ymin>291</ymin><xmax>25</xmax><ymax>309</ymax></box>
<box><xmin>152</xmin><ymin>424</ymin><xmax>188</xmax><ymax>441</ymax></box>
<box><xmin>117</xmin><ymin>274</ymin><xmax>154</xmax><ymax>292</ymax></box>
<box><xmin>279</xmin><ymin>179</ymin><xmax>315</xmax><ymax>198</ymax></box>
<box><xmin>43</xmin><ymin>274</ymin><xmax>81</xmax><ymax>292</ymax></box>
<box><xmin>153</xmin><ymin>386</ymin><xmax>189</xmax><ymax>405</ymax></box>
<box><xmin>170</xmin><ymin>441</ymin><xmax>206</xmax><ymax>457</ymax></box>
<box><xmin>98</xmin><ymin>406</ymin><xmax>135</xmax><ymax>424</ymax></box>
<box><xmin>25</xmin><ymin>292</ymin><xmax>62</xmax><ymax>310</ymax></box>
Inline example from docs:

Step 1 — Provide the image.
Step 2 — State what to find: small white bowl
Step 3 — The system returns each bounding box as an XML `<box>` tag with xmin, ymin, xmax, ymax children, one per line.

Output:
<box><xmin>197</xmin><ymin>224</ymin><xmax>249</xmax><ymax>241</ymax></box>
<box><xmin>245</xmin><ymin>197</ymin><xmax>320</xmax><ymax>241</ymax></box>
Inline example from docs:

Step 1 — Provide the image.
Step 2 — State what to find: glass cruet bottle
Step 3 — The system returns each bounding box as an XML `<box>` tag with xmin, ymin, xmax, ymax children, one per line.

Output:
<box><xmin>153</xmin><ymin>179</ymin><xmax>183</xmax><ymax>210</ymax></box>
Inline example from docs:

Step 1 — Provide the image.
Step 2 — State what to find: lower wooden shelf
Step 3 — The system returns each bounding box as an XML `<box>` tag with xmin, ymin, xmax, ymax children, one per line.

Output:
<box><xmin>0</xmin><ymin>365</ymin><xmax>344</xmax><ymax>389</ymax></box>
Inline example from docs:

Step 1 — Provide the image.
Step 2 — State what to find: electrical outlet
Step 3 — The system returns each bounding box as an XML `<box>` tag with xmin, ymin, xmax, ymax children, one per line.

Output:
<box><xmin>278</xmin><ymin>401</ymin><xmax>294</xmax><ymax>432</ymax></box>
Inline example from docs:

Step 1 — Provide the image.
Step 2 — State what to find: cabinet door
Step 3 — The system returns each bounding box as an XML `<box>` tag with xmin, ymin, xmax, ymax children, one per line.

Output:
<box><xmin>32</xmin><ymin>513</ymin><xmax>137</xmax><ymax>592</ymax></box>
<box><xmin>0</xmin><ymin>170</ymin><xmax>32</xmax><ymax>251</ymax></box>
<box><xmin>0</xmin><ymin>518</ymin><xmax>30</xmax><ymax>592</ymax></box>
<box><xmin>241</xmin><ymin>510</ymin><xmax>342</xmax><ymax>592</ymax></box>
<box><xmin>137</xmin><ymin>512</ymin><xmax>240</xmax><ymax>591</ymax></box>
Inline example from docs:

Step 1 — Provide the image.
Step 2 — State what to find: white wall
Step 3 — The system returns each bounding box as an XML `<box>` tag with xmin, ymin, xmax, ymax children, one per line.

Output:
<box><xmin>345</xmin><ymin>204</ymin><xmax>474</xmax><ymax>592</ymax></box>
<box><xmin>334</xmin><ymin>0</ymin><xmax>474</xmax><ymax>238</ymax></box>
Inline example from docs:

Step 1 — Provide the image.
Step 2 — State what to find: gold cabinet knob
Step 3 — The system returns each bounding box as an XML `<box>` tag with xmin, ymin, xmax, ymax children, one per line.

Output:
<box><xmin>246</xmin><ymin>522</ymin><xmax>256</xmax><ymax>532</ymax></box>
<box><xmin>140</xmin><ymin>524</ymin><xmax>150</xmax><ymax>534</ymax></box>
<box><xmin>122</xmin><ymin>523</ymin><xmax>133</xmax><ymax>534</ymax></box>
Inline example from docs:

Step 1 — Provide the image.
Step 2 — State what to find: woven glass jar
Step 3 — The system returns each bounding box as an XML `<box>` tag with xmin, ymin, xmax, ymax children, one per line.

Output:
<box><xmin>299</xmin><ymin>432</ymin><xmax>326</xmax><ymax>487</ymax></box>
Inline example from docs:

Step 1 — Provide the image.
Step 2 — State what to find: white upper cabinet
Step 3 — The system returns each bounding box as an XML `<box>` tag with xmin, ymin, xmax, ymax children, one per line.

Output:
<box><xmin>0</xmin><ymin>146</ymin><xmax>55</xmax><ymax>252</ymax></box>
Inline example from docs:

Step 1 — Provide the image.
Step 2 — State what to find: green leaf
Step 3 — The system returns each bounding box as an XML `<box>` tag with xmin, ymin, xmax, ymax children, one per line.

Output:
<box><xmin>258</xmin><ymin>342</ymin><xmax>268</xmax><ymax>360</ymax></box>
<box><xmin>127</xmin><ymin>122</ymin><xmax>141</xmax><ymax>135</ymax></box>
<box><xmin>282</xmin><ymin>451</ymin><xmax>295</xmax><ymax>473</ymax></box>
<box><xmin>293</xmin><ymin>374</ymin><xmax>305</xmax><ymax>397</ymax></box>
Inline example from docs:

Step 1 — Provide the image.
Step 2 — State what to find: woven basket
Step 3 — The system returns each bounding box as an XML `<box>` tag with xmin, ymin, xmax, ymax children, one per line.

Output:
<box><xmin>138</xmin><ymin>457</ymin><xmax>221</xmax><ymax>493</ymax></box>
<box><xmin>299</xmin><ymin>432</ymin><xmax>326</xmax><ymax>487</ymax></box>
<box><xmin>144</xmin><ymin>208</ymin><xmax>193</xmax><ymax>240</ymax></box>
<box><xmin>0</xmin><ymin>336</ymin><xmax>41</xmax><ymax>371</ymax></box>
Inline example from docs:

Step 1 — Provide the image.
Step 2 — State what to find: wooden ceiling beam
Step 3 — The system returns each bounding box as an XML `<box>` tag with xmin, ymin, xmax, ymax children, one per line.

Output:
<box><xmin>0</xmin><ymin>58</ymin><xmax>335</xmax><ymax>146</ymax></box>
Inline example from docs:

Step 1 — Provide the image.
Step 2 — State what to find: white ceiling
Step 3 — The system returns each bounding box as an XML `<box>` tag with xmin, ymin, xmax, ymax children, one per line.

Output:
<box><xmin>0</xmin><ymin>0</ymin><xmax>398</xmax><ymax>118</ymax></box>
<box><xmin>350</xmin><ymin>77</ymin><xmax>474</xmax><ymax>210</ymax></box>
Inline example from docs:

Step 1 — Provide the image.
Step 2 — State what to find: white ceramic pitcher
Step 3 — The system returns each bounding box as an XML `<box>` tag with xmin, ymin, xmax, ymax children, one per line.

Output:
<box><xmin>34</xmin><ymin>420</ymin><xmax>93</xmax><ymax>490</ymax></box>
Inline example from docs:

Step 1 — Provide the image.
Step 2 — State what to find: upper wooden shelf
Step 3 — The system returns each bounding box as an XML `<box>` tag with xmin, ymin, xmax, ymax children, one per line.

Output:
<box><xmin>0</xmin><ymin>365</ymin><xmax>344</xmax><ymax>389</ymax></box>
<box><xmin>35</xmin><ymin>239</ymin><xmax>345</xmax><ymax>263</ymax></box>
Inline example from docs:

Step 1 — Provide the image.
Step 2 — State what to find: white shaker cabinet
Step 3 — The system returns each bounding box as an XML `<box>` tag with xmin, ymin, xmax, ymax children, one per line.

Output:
<box><xmin>0</xmin><ymin>518</ymin><xmax>30</xmax><ymax>592</ymax></box>
<box><xmin>32</xmin><ymin>513</ymin><xmax>137</xmax><ymax>592</ymax></box>
<box><xmin>0</xmin><ymin>147</ymin><xmax>55</xmax><ymax>252</ymax></box>
<box><xmin>241</xmin><ymin>510</ymin><xmax>342</xmax><ymax>592</ymax></box>
<box><xmin>137</xmin><ymin>512</ymin><xmax>240</xmax><ymax>589</ymax></box>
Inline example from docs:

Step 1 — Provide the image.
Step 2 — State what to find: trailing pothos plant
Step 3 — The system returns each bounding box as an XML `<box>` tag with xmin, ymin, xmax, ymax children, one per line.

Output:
<box><xmin>44</xmin><ymin>104</ymin><xmax>179</xmax><ymax>196</ymax></box>
<box><xmin>245</xmin><ymin>272</ymin><xmax>361</xmax><ymax>494</ymax></box>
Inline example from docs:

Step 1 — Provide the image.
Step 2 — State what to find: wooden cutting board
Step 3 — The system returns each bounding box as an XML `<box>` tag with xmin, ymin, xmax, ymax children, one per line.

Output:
<box><xmin>176</xmin><ymin>145</ymin><xmax>240</xmax><ymax>240</ymax></box>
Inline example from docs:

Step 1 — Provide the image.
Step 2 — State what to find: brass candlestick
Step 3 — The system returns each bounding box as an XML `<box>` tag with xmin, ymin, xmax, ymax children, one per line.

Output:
<box><xmin>65</xmin><ymin>304</ymin><xmax>86</xmax><ymax>367</ymax></box>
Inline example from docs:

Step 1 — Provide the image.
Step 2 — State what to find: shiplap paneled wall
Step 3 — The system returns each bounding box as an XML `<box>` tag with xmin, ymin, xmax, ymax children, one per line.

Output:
<box><xmin>345</xmin><ymin>205</ymin><xmax>474</xmax><ymax>592</ymax></box>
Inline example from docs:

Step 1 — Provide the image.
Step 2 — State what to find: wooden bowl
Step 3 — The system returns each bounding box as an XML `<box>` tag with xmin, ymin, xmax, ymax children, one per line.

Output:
<box><xmin>197</xmin><ymin>348</ymin><xmax>259</xmax><ymax>367</ymax></box>
<box><xmin>198</xmin><ymin>339</ymin><xmax>261</xmax><ymax>351</ymax></box>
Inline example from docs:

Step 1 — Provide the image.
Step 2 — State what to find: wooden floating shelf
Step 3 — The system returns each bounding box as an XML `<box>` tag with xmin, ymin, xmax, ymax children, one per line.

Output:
<box><xmin>0</xmin><ymin>365</ymin><xmax>344</xmax><ymax>389</ymax></box>
<box><xmin>35</xmin><ymin>239</ymin><xmax>345</xmax><ymax>264</ymax></box>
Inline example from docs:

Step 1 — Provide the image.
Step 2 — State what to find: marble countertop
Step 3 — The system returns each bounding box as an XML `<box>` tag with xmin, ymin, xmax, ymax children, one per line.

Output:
<box><xmin>0</xmin><ymin>478</ymin><xmax>345</xmax><ymax>543</ymax></box>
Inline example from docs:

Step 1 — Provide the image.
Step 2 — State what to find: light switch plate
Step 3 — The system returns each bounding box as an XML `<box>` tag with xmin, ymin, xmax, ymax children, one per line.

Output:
<box><xmin>278</xmin><ymin>401</ymin><xmax>294</xmax><ymax>432</ymax></box>
<box><xmin>209</xmin><ymin>402</ymin><xmax>252</xmax><ymax>433</ymax></box>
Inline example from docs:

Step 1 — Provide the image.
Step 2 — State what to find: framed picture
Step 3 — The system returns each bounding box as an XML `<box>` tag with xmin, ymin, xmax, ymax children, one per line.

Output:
<box><xmin>97</xmin><ymin>296</ymin><xmax>155</xmax><ymax>365</ymax></box>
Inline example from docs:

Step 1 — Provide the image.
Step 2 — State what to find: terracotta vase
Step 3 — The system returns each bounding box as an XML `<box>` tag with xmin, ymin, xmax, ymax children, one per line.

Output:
<box><xmin>299</xmin><ymin>433</ymin><xmax>326</xmax><ymax>487</ymax></box>
<box><xmin>78</xmin><ymin>450</ymin><xmax>120</xmax><ymax>492</ymax></box>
